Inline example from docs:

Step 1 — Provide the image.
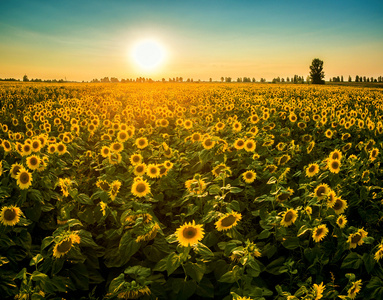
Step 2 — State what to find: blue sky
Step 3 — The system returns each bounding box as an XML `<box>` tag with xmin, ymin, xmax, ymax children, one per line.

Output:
<box><xmin>1</xmin><ymin>0</ymin><xmax>382</xmax><ymax>81</ymax></box>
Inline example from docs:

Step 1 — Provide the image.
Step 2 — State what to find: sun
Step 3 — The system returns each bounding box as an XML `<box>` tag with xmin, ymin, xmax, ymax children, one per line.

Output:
<box><xmin>131</xmin><ymin>39</ymin><xmax>165</xmax><ymax>71</ymax></box>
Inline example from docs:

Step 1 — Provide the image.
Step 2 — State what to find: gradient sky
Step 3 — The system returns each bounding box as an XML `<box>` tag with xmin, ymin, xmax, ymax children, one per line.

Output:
<box><xmin>1</xmin><ymin>0</ymin><xmax>382</xmax><ymax>81</ymax></box>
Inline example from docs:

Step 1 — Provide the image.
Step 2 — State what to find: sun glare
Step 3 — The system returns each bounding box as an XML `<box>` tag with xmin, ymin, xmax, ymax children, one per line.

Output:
<box><xmin>131</xmin><ymin>39</ymin><xmax>165</xmax><ymax>71</ymax></box>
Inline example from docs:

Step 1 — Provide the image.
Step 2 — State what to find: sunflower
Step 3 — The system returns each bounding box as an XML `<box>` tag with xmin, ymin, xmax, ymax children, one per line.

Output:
<box><xmin>0</xmin><ymin>160</ymin><xmax>3</xmax><ymax>177</ymax></box>
<box><xmin>100</xmin><ymin>146</ymin><xmax>111</xmax><ymax>158</ymax></box>
<box><xmin>212</xmin><ymin>163</ymin><xmax>231</xmax><ymax>178</ymax></box>
<box><xmin>10</xmin><ymin>162</ymin><xmax>23</xmax><ymax>179</ymax></box>
<box><xmin>130</xmin><ymin>153</ymin><xmax>143</xmax><ymax>165</ymax></box>
<box><xmin>31</xmin><ymin>139</ymin><xmax>42</xmax><ymax>152</ymax></box>
<box><xmin>108</xmin><ymin>152</ymin><xmax>122</xmax><ymax>165</ymax></box>
<box><xmin>135</xmin><ymin>137</ymin><xmax>149</xmax><ymax>149</ymax></box>
<box><xmin>176</xmin><ymin>220</ymin><xmax>204</xmax><ymax>247</ymax></box>
<box><xmin>184</xmin><ymin>119</ymin><xmax>193</xmax><ymax>129</ymax></box>
<box><xmin>146</xmin><ymin>164</ymin><xmax>160</xmax><ymax>178</ymax></box>
<box><xmin>346</xmin><ymin>280</ymin><xmax>362</xmax><ymax>299</ymax></box>
<box><xmin>336</xmin><ymin>215</ymin><xmax>347</xmax><ymax>229</ymax></box>
<box><xmin>314</xmin><ymin>183</ymin><xmax>330</xmax><ymax>200</ymax></box>
<box><xmin>278</xmin><ymin>154</ymin><xmax>291</xmax><ymax>165</ymax></box>
<box><xmin>328</xmin><ymin>159</ymin><xmax>341</xmax><ymax>174</ymax></box>
<box><xmin>215</xmin><ymin>212</ymin><xmax>242</xmax><ymax>231</ymax></box>
<box><xmin>109</xmin><ymin>180</ymin><xmax>122</xmax><ymax>201</ymax></box>
<box><xmin>329</xmin><ymin>149</ymin><xmax>342</xmax><ymax>161</ymax></box>
<box><xmin>330</xmin><ymin>197</ymin><xmax>348</xmax><ymax>214</ymax></box>
<box><xmin>312</xmin><ymin>224</ymin><xmax>329</xmax><ymax>243</ymax></box>
<box><xmin>374</xmin><ymin>243</ymin><xmax>383</xmax><ymax>262</ymax></box>
<box><xmin>215</xmin><ymin>122</ymin><xmax>225</xmax><ymax>131</ymax></box>
<box><xmin>324</xmin><ymin>129</ymin><xmax>333</xmax><ymax>139</ymax></box>
<box><xmin>242</xmin><ymin>170</ymin><xmax>257</xmax><ymax>183</ymax></box>
<box><xmin>58</xmin><ymin>178</ymin><xmax>72</xmax><ymax>197</ymax></box>
<box><xmin>326</xmin><ymin>190</ymin><xmax>337</xmax><ymax>207</ymax></box>
<box><xmin>26</xmin><ymin>155</ymin><xmax>41</xmax><ymax>171</ymax></box>
<box><xmin>96</xmin><ymin>179</ymin><xmax>110</xmax><ymax>191</ymax></box>
<box><xmin>0</xmin><ymin>205</ymin><xmax>22</xmax><ymax>226</ymax></box>
<box><xmin>22</xmin><ymin>143</ymin><xmax>32</xmax><ymax>156</ymax></box>
<box><xmin>117</xmin><ymin>130</ymin><xmax>129</xmax><ymax>142</ymax></box>
<box><xmin>131</xmin><ymin>179</ymin><xmax>151</xmax><ymax>197</ymax></box>
<box><xmin>277</xmin><ymin>188</ymin><xmax>294</xmax><ymax>202</ymax></box>
<box><xmin>311</xmin><ymin>282</ymin><xmax>325</xmax><ymax>300</ymax></box>
<box><xmin>16</xmin><ymin>167</ymin><xmax>33</xmax><ymax>190</ymax></box>
<box><xmin>202</xmin><ymin>137</ymin><xmax>216</xmax><ymax>150</ymax></box>
<box><xmin>280</xmin><ymin>209</ymin><xmax>298</xmax><ymax>227</ymax></box>
<box><xmin>306</xmin><ymin>163</ymin><xmax>319</xmax><ymax>177</ymax></box>
<box><xmin>133</xmin><ymin>163</ymin><xmax>147</xmax><ymax>176</ymax></box>
<box><xmin>185</xmin><ymin>177</ymin><xmax>206</xmax><ymax>195</ymax></box>
<box><xmin>191</xmin><ymin>132</ymin><xmax>202</xmax><ymax>143</ymax></box>
<box><xmin>53</xmin><ymin>232</ymin><xmax>81</xmax><ymax>258</ymax></box>
<box><xmin>110</xmin><ymin>142</ymin><xmax>123</xmax><ymax>153</ymax></box>
<box><xmin>307</xmin><ymin>141</ymin><xmax>315</xmax><ymax>154</ymax></box>
<box><xmin>233</xmin><ymin>138</ymin><xmax>245</xmax><ymax>150</ymax></box>
<box><xmin>348</xmin><ymin>229</ymin><xmax>368</xmax><ymax>249</ymax></box>
<box><xmin>244</xmin><ymin>139</ymin><xmax>256</xmax><ymax>152</ymax></box>
<box><xmin>56</xmin><ymin>142</ymin><xmax>67</xmax><ymax>155</ymax></box>
<box><xmin>369</xmin><ymin>148</ymin><xmax>379</xmax><ymax>162</ymax></box>
<box><xmin>164</xmin><ymin>160</ymin><xmax>173</xmax><ymax>170</ymax></box>
<box><xmin>232</xmin><ymin>121</ymin><xmax>242</xmax><ymax>132</ymax></box>
<box><xmin>264</xmin><ymin>164</ymin><xmax>277</xmax><ymax>173</ymax></box>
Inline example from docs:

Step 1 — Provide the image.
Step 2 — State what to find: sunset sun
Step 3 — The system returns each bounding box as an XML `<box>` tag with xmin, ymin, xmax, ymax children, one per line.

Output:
<box><xmin>131</xmin><ymin>39</ymin><xmax>165</xmax><ymax>71</ymax></box>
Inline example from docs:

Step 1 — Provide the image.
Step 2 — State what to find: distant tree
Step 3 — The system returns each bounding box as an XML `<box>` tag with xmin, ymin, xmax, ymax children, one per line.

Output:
<box><xmin>309</xmin><ymin>58</ymin><xmax>325</xmax><ymax>84</ymax></box>
<box><xmin>221</xmin><ymin>77</ymin><xmax>224</xmax><ymax>82</ymax></box>
<box><xmin>23</xmin><ymin>74</ymin><xmax>29</xmax><ymax>82</ymax></box>
<box><xmin>252</xmin><ymin>78</ymin><xmax>256</xmax><ymax>82</ymax></box>
<box><xmin>286</xmin><ymin>77</ymin><xmax>290</xmax><ymax>82</ymax></box>
<box><xmin>110</xmin><ymin>77</ymin><xmax>119</xmax><ymax>83</ymax></box>
<box><xmin>348</xmin><ymin>76</ymin><xmax>352</xmax><ymax>82</ymax></box>
<box><xmin>355</xmin><ymin>75</ymin><xmax>359</xmax><ymax>82</ymax></box>
<box><xmin>341</xmin><ymin>75</ymin><xmax>344</xmax><ymax>82</ymax></box>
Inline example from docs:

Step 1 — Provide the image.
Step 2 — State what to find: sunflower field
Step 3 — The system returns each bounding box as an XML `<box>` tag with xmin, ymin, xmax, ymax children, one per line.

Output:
<box><xmin>1</xmin><ymin>82</ymin><xmax>383</xmax><ymax>300</ymax></box>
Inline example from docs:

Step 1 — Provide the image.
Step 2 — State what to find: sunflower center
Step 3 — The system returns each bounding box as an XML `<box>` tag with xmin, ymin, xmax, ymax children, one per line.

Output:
<box><xmin>332</xmin><ymin>153</ymin><xmax>340</xmax><ymax>160</ymax></box>
<box><xmin>23</xmin><ymin>145</ymin><xmax>31</xmax><ymax>152</ymax></box>
<box><xmin>280</xmin><ymin>156</ymin><xmax>288</xmax><ymax>164</ymax></box>
<box><xmin>4</xmin><ymin>208</ymin><xmax>16</xmax><ymax>221</ymax></box>
<box><xmin>119</xmin><ymin>133</ymin><xmax>127</xmax><ymax>139</ymax></box>
<box><xmin>133</xmin><ymin>156</ymin><xmax>140</xmax><ymax>163</ymax></box>
<box><xmin>204</xmin><ymin>139</ymin><xmax>212</xmax><ymax>146</ymax></box>
<box><xmin>182</xmin><ymin>226</ymin><xmax>197</xmax><ymax>239</ymax></box>
<box><xmin>246</xmin><ymin>142</ymin><xmax>254</xmax><ymax>149</ymax></box>
<box><xmin>245</xmin><ymin>172</ymin><xmax>253</xmax><ymax>179</ymax></box>
<box><xmin>138</xmin><ymin>139</ymin><xmax>145</xmax><ymax>146</ymax></box>
<box><xmin>278</xmin><ymin>193</ymin><xmax>289</xmax><ymax>201</ymax></box>
<box><xmin>331</xmin><ymin>161</ymin><xmax>339</xmax><ymax>169</ymax></box>
<box><xmin>315</xmin><ymin>228</ymin><xmax>324</xmax><ymax>237</ymax></box>
<box><xmin>57</xmin><ymin>239</ymin><xmax>73</xmax><ymax>253</ymax></box>
<box><xmin>284</xmin><ymin>211</ymin><xmax>293</xmax><ymax>222</ymax></box>
<box><xmin>30</xmin><ymin>157</ymin><xmax>38</xmax><ymax>166</ymax></box>
<box><xmin>19</xmin><ymin>172</ymin><xmax>30</xmax><ymax>184</ymax></box>
<box><xmin>309</xmin><ymin>165</ymin><xmax>316</xmax><ymax>172</ymax></box>
<box><xmin>12</xmin><ymin>166</ymin><xmax>21</xmax><ymax>176</ymax></box>
<box><xmin>100</xmin><ymin>182</ymin><xmax>110</xmax><ymax>190</ymax></box>
<box><xmin>136</xmin><ymin>166</ymin><xmax>144</xmax><ymax>173</ymax></box>
<box><xmin>220</xmin><ymin>215</ymin><xmax>237</xmax><ymax>227</ymax></box>
<box><xmin>150</xmin><ymin>168</ymin><xmax>157</xmax><ymax>174</ymax></box>
<box><xmin>136</xmin><ymin>182</ymin><xmax>147</xmax><ymax>193</ymax></box>
<box><xmin>57</xmin><ymin>145</ymin><xmax>64</xmax><ymax>152</ymax></box>
<box><xmin>316</xmin><ymin>187</ymin><xmax>326</xmax><ymax>197</ymax></box>
<box><xmin>351</xmin><ymin>234</ymin><xmax>362</xmax><ymax>244</ymax></box>
<box><xmin>333</xmin><ymin>200</ymin><xmax>342</xmax><ymax>210</ymax></box>
<box><xmin>32</xmin><ymin>142</ymin><xmax>39</xmax><ymax>149</ymax></box>
<box><xmin>237</xmin><ymin>140</ymin><xmax>244</xmax><ymax>147</ymax></box>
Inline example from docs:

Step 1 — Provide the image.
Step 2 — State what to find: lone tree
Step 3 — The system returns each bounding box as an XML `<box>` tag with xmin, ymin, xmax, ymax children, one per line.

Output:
<box><xmin>309</xmin><ymin>58</ymin><xmax>325</xmax><ymax>84</ymax></box>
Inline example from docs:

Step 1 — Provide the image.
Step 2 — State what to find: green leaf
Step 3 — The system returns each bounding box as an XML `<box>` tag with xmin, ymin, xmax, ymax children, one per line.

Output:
<box><xmin>267</xmin><ymin>176</ymin><xmax>277</xmax><ymax>184</ymax></box>
<box><xmin>184</xmin><ymin>261</ymin><xmax>206</xmax><ymax>282</ymax></box>
<box><xmin>153</xmin><ymin>256</ymin><xmax>167</xmax><ymax>272</ymax></box>
<box><xmin>166</xmin><ymin>252</ymin><xmax>182</xmax><ymax>276</ymax></box>
<box><xmin>297</xmin><ymin>225</ymin><xmax>310</xmax><ymax>237</ymax></box>
<box><xmin>362</xmin><ymin>253</ymin><xmax>376</xmax><ymax>273</ymax></box>
<box><xmin>30</xmin><ymin>254</ymin><xmax>43</xmax><ymax>266</ymax></box>
<box><xmin>258</xmin><ymin>229</ymin><xmax>271</xmax><ymax>240</ymax></box>
<box><xmin>341</xmin><ymin>252</ymin><xmax>362</xmax><ymax>269</ymax></box>
<box><xmin>230</xmin><ymin>187</ymin><xmax>243</xmax><ymax>194</ymax></box>
<box><xmin>208</xmin><ymin>184</ymin><xmax>221</xmax><ymax>195</ymax></box>
<box><xmin>218</xmin><ymin>265</ymin><xmax>242</xmax><ymax>283</ymax></box>
<box><xmin>193</xmin><ymin>242</ymin><xmax>214</xmax><ymax>261</ymax></box>
<box><xmin>195</xmin><ymin>277</ymin><xmax>214</xmax><ymax>298</ymax></box>
<box><xmin>228</xmin><ymin>200</ymin><xmax>241</xmax><ymax>211</ymax></box>
<box><xmin>69</xmin><ymin>263</ymin><xmax>89</xmax><ymax>290</ymax></box>
<box><xmin>124</xmin><ymin>266</ymin><xmax>151</xmax><ymax>279</ymax></box>
<box><xmin>366</xmin><ymin>276</ymin><xmax>383</xmax><ymax>299</ymax></box>
<box><xmin>282</xmin><ymin>237</ymin><xmax>300</xmax><ymax>250</ymax></box>
<box><xmin>76</xmin><ymin>193</ymin><xmax>93</xmax><ymax>205</ymax></box>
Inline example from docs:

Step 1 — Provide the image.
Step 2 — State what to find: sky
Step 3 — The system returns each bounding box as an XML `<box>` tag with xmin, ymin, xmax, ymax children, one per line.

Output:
<box><xmin>0</xmin><ymin>0</ymin><xmax>382</xmax><ymax>82</ymax></box>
